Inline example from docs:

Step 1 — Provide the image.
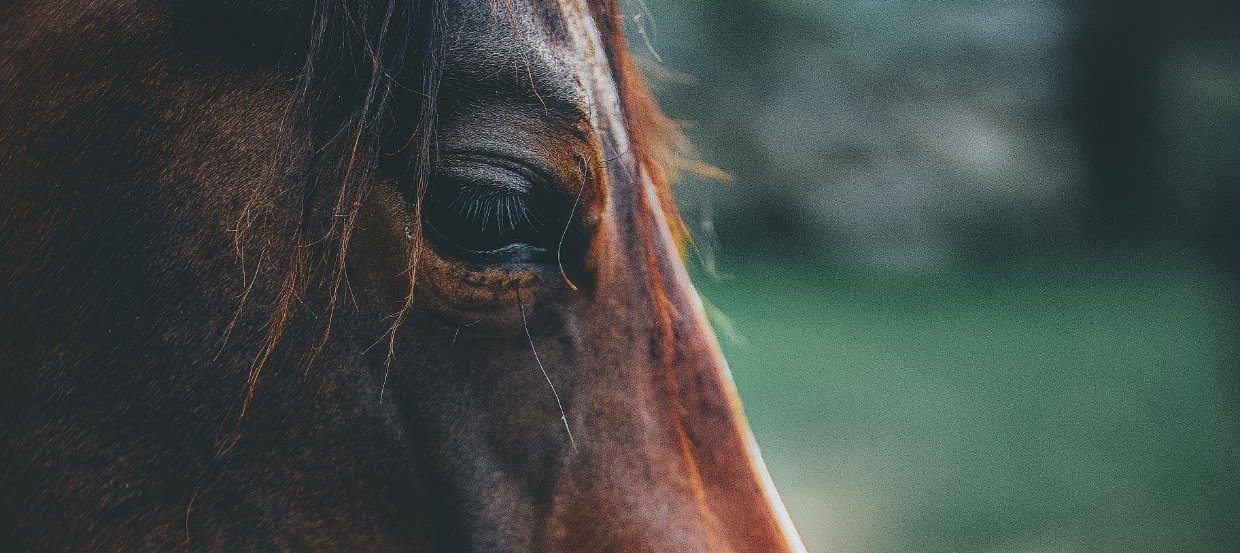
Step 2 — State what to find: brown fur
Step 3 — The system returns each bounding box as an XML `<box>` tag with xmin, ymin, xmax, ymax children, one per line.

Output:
<box><xmin>0</xmin><ymin>0</ymin><xmax>804</xmax><ymax>550</ymax></box>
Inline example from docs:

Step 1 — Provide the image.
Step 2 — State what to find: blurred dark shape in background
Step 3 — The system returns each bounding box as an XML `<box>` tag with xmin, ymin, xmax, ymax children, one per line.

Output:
<box><xmin>634</xmin><ymin>1</ymin><xmax>1240</xmax><ymax>551</ymax></box>
<box><xmin>1073</xmin><ymin>2</ymin><xmax>1239</xmax><ymax>269</ymax></box>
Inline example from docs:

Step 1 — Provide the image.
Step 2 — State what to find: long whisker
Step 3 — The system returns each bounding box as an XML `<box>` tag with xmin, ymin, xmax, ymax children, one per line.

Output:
<box><xmin>557</xmin><ymin>177</ymin><xmax>587</xmax><ymax>291</ymax></box>
<box><xmin>450</xmin><ymin>316</ymin><xmax>482</xmax><ymax>349</ymax></box>
<box><xmin>516</xmin><ymin>286</ymin><xmax>577</xmax><ymax>451</ymax></box>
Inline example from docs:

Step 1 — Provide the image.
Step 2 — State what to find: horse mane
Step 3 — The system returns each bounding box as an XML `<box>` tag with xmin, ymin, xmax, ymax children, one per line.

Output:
<box><xmin>232</xmin><ymin>0</ymin><xmax>694</xmax><ymax>420</ymax></box>
<box><xmin>230</xmin><ymin>0</ymin><xmax>440</xmax><ymax>419</ymax></box>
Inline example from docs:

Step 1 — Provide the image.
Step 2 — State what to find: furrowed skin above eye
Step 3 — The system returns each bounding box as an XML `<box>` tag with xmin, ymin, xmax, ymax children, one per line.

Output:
<box><xmin>422</xmin><ymin>153</ymin><xmax>574</xmax><ymax>264</ymax></box>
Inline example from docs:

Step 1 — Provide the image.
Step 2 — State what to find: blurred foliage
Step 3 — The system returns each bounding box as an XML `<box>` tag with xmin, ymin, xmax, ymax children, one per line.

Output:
<box><xmin>695</xmin><ymin>257</ymin><xmax>1238</xmax><ymax>552</ymax></box>
<box><xmin>638</xmin><ymin>0</ymin><xmax>1240</xmax><ymax>271</ymax></box>
<box><xmin>633</xmin><ymin>1</ymin><xmax>1240</xmax><ymax>551</ymax></box>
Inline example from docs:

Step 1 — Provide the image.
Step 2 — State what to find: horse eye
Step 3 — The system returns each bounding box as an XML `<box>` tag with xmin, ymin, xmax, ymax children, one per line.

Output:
<box><xmin>422</xmin><ymin>159</ymin><xmax>565</xmax><ymax>263</ymax></box>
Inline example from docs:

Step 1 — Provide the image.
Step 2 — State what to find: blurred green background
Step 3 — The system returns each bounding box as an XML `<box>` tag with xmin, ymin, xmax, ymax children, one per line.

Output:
<box><xmin>632</xmin><ymin>1</ymin><xmax>1240</xmax><ymax>551</ymax></box>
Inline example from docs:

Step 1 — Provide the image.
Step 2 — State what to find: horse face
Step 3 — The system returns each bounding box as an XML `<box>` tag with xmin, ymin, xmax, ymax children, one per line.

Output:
<box><xmin>370</xmin><ymin>1</ymin><xmax>803</xmax><ymax>549</ymax></box>
<box><xmin>0</xmin><ymin>0</ymin><xmax>801</xmax><ymax>550</ymax></box>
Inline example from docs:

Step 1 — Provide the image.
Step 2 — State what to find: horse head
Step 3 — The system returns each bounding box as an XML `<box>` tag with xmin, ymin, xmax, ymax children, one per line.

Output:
<box><xmin>0</xmin><ymin>1</ymin><xmax>803</xmax><ymax>550</ymax></box>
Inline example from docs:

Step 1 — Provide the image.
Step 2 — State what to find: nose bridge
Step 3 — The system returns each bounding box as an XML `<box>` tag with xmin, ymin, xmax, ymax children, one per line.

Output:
<box><xmin>547</xmin><ymin>1</ymin><xmax>803</xmax><ymax>548</ymax></box>
<box><xmin>631</xmin><ymin>163</ymin><xmax>805</xmax><ymax>552</ymax></box>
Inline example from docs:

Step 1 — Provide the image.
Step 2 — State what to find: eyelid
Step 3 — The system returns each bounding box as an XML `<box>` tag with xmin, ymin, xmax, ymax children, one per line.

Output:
<box><xmin>438</xmin><ymin>150</ymin><xmax>564</xmax><ymax>195</ymax></box>
<box><xmin>436</xmin><ymin>164</ymin><xmax>536</xmax><ymax>196</ymax></box>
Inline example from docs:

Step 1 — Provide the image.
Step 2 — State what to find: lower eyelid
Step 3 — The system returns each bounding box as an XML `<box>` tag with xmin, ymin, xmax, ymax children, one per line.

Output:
<box><xmin>423</xmin><ymin>222</ymin><xmax>551</xmax><ymax>263</ymax></box>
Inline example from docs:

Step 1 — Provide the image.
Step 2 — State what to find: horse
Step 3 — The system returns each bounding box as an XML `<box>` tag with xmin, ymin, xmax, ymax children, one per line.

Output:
<box><xmin>0</xmin><ymin>0</ymin><xmax>804</xmax><ymax>550</ymax></box>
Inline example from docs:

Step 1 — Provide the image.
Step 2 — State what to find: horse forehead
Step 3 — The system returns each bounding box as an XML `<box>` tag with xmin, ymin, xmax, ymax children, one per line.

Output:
<box><xmin>445</xmin><ymin>0</ymin><xmax>631</xmax><ymax>156</ymax></box>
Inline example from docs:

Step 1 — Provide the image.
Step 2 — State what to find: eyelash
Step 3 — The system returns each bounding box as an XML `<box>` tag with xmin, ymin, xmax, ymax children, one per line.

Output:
<box><xmin>435</xmin><ymin>183</ymin><xmax>546</xmax><ymax>237</ymax></box>
<box><xmin>422</xmin><ymin>167</ymin><xmax>561</xmax><ymax>256</ymax></box>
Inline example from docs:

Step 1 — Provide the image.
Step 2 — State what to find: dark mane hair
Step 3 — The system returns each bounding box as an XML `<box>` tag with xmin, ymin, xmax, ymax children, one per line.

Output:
<box><xmin>233</xmin><ymin>0</ymin><xmax>693</xmax><ymax>420</ymax></box>
<box><xmin>232</xmin><ymin>0</ymin><xmax>442</xmax><ymax>418</ymax></box>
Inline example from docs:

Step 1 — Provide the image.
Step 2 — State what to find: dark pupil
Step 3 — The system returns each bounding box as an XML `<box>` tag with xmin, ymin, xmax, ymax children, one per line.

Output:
<box><xmin>424</xmin><ymin>167</ymin><xmax>549</xmax><ymax>253</ymax></box>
